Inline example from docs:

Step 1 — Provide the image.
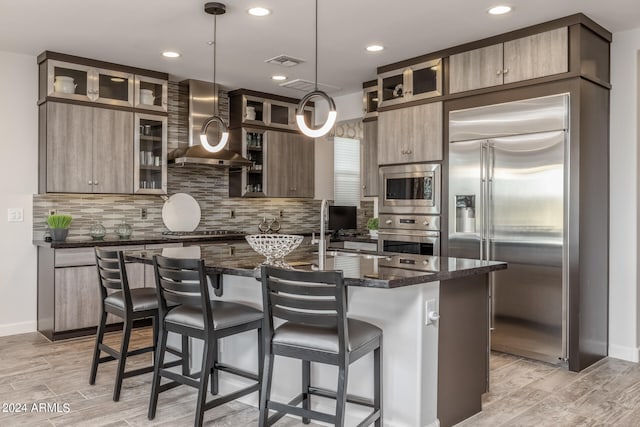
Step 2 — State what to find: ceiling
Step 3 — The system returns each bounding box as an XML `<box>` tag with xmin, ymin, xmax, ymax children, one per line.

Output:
<box><xmin>1</xmin><ymin>0</ymin><xmax>638</xmax><ymax>98</ymax></box>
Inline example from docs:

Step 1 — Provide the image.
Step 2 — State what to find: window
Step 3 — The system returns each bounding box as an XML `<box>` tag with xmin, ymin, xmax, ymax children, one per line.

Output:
<box><xmin>333</xmin><ymin>137</ymin><xmax>360</xmax><ymax>207</ymax></box>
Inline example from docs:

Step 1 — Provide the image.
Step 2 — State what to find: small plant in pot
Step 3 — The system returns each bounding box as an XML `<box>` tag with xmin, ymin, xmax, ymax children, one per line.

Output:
<box><xmin>47</xmin><ymin>214</ymin><xmax>72</xmax><ymax>242</ymax></box>
<box><xmin>366</xmin><ymin>217</ymin><xmax>379</xmax><ymax>239</ymax></box>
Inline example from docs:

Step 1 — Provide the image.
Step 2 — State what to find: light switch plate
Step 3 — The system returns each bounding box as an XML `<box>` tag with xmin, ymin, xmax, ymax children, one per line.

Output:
<box><xmin>8</xmin><ymin>208</ymin><xmax>24</xmax><ymax>222</ymax></box>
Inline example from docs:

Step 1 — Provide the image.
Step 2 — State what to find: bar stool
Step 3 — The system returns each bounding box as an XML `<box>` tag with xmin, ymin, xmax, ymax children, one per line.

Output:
<box><xmin>89</xmin><ymin>248</ymin><xmax>185</xmax><ymax>401</ymax></box>
<box><xmin>259</xmin><ymin>266</ymin><xmax>383</xmax><ymax>427</ymax></box>
<box><xmin>148</xmin><ymin>255</ymin><xmax>264</xmax><ymax>427</ymax></box>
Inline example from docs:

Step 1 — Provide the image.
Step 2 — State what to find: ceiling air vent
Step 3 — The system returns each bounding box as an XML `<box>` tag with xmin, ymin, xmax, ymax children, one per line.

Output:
<box><xmin>265</xmin><ymin>55</ymin><xmax>305</xmax><ymax>67</ymax></box>
<box><xmin>279</xmin><ymin>79</ymin><xmax>341</xmax><ymax>93</ymax></box>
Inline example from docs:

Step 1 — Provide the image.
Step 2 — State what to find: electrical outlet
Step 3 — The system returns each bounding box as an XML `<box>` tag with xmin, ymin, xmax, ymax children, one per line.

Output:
<box><xmin>8</xmin><ymin>208</ymin><xmax>23</xmax><ymax>222</ymax></box>
<box><xmin>279</xmin><ymin>210</ymin><xmax>284</xmax><ymax>218</ymax></box>
<box><xmin>140</xmin><ymin>208</ymin><xmax>147</xmax><ymax>219</ymax></box>
<box><xmin>425</xmin><ymin>299</ymin><xmax>439</xmax><ymax>325</ymax></box>
<box><xmin>48</xmin><ymin>209</ymin><xmax>56</xmax><ymax>216</ymax></box>
<box><xmin>230</xmin><ymin>209</ymin><xmax>235</xmax><ymax>218</ymax></box>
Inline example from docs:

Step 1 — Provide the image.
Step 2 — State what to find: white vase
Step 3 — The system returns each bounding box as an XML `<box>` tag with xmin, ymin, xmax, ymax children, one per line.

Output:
<box><xmin>369</xmin><ymin>230</ymin><xmax>378</xmax><ymax>239</ymax></box>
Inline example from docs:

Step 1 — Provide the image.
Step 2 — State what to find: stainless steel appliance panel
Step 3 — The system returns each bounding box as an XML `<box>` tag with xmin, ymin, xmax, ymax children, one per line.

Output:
<box><xmin>378</xmin><ymin>231</ymin><xmax>440</xmax><ymax>256</ymax></box>
<box><xmin>379</xmin><ymin>214</ymin><xmax>440</xmax><ymax>232</ymax></box>
<box><xmin>379</xmin><ymin>163</ymin><xmax>441</xmax><ymax>214</ymax></box>
<box><xmin>449</xmin><ymin>94</ymin><xmax>568</xmax><ymax>142</ymax></box>
<box><xmin>448</xmin><ymin>94</ymin><xmax>568</xmax><ymax>365</ymax></box>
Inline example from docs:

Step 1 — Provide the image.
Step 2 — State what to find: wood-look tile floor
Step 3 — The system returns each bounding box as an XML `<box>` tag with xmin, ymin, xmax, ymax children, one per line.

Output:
<box><xmin>0</xmin><ymin>328</ymin><xmax>638</xmax><ymax>426</ymax></box>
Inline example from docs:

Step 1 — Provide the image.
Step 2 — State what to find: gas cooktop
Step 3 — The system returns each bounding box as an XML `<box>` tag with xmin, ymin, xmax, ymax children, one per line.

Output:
<box><xmin>162</xmin><ymin>230</ymin><xmax>246</xmax><ymax>239</ymax></box>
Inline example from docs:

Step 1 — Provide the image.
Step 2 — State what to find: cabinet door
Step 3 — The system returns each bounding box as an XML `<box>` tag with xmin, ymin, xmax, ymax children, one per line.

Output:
<box><xmin>264</xmin><ymin>131</ymin><xmax>291</xmax><ymax>197</ymax></box>
<box><xmin>449</xmin><ymin>44</ymin><xmax>504</xmax><ymax>93</ymax></box>
<box><xmin>362</xmin><ymin>120</ymin><xmax>379</xmax><ymax>196</ymax></box>
<box><xmin>503</xmin><ymin>27</ymin><xmax>568</xmax><ymax>84</ymax></box>
<box><xmin>54</xmin><ymin>266</ymin><xmax>101</xmax><ymax>331</ymax></box>
<box><xmin>407</xmin><ymin>102</ymin><xmax>443</xmax><ymax>162</ymax></box>
<box><xmin>378</xmin><ymin>103</ymin><xmax>442</xmax><ymax>164</ymax></box>
<box><xmin>289</xmin><ymin>133</ymin><xmax>315</xmax><ymax>197</ymax></box>
<box><xmin>93</xmin><ymin>68</ymin><xmax>134</xmax><ymax>107</ymax></box>
<box><xmin>93</xmin><ymin>108</ymin><xmax>133</xmax><ymax>194</ymax></box>
<box><xmin>46</xmin><ymin>102</ymin><xmax>94</xmax><ymax>193</ymax></box>
<box><xmin>378</xmin><ymin>108</ymin><xmax>408</xmax><ymax>165</ymax></box>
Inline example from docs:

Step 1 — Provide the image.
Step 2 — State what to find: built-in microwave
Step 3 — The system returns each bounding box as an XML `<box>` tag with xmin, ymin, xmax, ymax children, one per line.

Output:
<box><xmin>379</xmin><ymin>163</ymin><xmax>441</xmax><ymax>214</ymax></box>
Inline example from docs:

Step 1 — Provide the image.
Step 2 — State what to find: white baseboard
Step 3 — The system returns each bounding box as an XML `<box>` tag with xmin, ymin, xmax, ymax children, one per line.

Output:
<box><xmin>608</xmin><ymin>343</ymin><xmax>640</xmax><ymax>362</ymax></box>
<box><xmin>0</xmin><ymin>321</ymin><xmax>37</xmax><ymax>337</ymax></box>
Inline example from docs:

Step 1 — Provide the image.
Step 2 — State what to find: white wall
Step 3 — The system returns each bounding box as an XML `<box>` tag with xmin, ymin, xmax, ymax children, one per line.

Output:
<box><xmin>609</xmin><ymin>28</ymin><xmax>640</xmax><ymax>361</ymax></box>
<box><xmin>0</xmin><ymin>51</ymin><xmax>38</xmax><ymax>336</ymax></box>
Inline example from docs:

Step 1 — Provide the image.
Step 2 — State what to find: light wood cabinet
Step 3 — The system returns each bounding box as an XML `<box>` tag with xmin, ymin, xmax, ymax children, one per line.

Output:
<box><xmin>378</xmin><ymin>102</ymin><xmax>443</xmax><ymax>165</ymax></box>
<box><xmin>265</xmin><ymin>131</ymin><xmax>314</xmax><ymax>198</ymax></box>
<box><xmin>362</xmin><ymin>120</ymin><xmax>378</xmax><ymax>196</ymax></box>
<box><xmin>45</xmin><ymin>102</ymin><xmax>133</xmax><ymax>194</ymax></box>
<box><xmin>449</xmin><ymin>28</ymin><xmax>568</xmax><ymax>94</ymax></box>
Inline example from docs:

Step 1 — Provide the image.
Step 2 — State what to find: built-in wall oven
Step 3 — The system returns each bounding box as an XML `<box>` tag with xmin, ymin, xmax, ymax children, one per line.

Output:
<box><xmin>379</xmin><ymin>163</ymin><xmax>441</xmax><ymax>215</ymax></box>
<box><xmin>378</xmin><ymin>214</ymin><xmax>440</xmax><ymax>256</ymax></box>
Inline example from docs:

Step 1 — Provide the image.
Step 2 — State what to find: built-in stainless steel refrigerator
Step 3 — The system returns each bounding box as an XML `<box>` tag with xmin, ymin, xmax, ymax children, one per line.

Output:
<box><xmin>448</xmin><ymin>94</ymin><xmax>569</xmax><ymax>364</ymax></box>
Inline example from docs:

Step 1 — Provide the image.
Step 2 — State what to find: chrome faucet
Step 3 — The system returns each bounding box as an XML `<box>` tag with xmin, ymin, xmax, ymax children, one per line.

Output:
<box><xmin>318</xmin><ymin>199</ymin><xmax>329</xmax><ymax>270</ymax></box>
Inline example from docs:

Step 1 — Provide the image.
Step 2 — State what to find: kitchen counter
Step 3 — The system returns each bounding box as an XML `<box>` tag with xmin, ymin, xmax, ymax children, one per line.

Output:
<box><xmin>125</xmin><ymin>243</ymin><xmax>505</xmax><ymax>426</ymax></box>
<box><xmin>125</xmin><ymin>243</ymin><xmax>506</xmax><ymax>289</ymax></box>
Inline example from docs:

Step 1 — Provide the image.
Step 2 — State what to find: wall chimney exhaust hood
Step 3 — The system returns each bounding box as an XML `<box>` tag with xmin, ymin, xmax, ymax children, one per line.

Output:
<box><xmin>169</xmin><ymin>79</ymin><xmax>251</xmax><ymax>168</ymax></box>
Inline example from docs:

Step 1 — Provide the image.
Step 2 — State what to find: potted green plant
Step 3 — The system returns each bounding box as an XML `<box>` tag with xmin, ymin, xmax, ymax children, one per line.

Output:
<box><xmin>47</xmin><ymin>214</ymin><xmax>72</xmax><ymax>242</ymax></box>
<box><xmin>366</xmin><ymin>217</ymin><xmax>379</xmax><ymax>239</ymax></box>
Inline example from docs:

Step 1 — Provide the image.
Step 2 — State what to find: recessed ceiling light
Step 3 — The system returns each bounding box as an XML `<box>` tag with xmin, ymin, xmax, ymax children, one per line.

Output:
<box><xmin>248</xmin><ymin>7</ymin><xmax>271</xmax><ymax>17</ymax></box>
<box><xmin>366</xmin><ymin>45</ymin><xmax>384</xmax><ymax>52</ymax></box>
<box><xmin>271</xmin><ymin>75</ymin><xmax>287</xmax><ymax>81</ymax></box>
<box><xmin>488</xmin><ymin>5</ymin><xmax>512</xmax><ymax>15</ymax></box>
<box><xmin>161</xmin><ymin>51</ymin><xmax>181</xmax><ymax>58</ymax></box>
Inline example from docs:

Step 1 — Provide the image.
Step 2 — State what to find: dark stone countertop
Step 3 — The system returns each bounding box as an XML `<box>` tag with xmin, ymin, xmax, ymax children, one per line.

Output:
<box><xmin>125</xmin><ymin>243</ymin><xmax>506</xmax><ymax>289</ymax></box>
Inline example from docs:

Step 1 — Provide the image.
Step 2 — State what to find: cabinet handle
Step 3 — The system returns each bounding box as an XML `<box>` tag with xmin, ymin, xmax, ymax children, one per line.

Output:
<box><xmin>94</xmin><ymin>180</ymin><xmax>99</xmax><ymax>185</ymax></box>
<box><xmin>503</xmin><ymin>68</ymin><xmax>509</xmax><ymax>74</ymax></box>
<box><xmin>362</xmin><ymin>185</ymin><xmax>367</xmax><ymax>189</ymax></box>
<box><xmin>407</xmin><ymin>149</ymin><xmax>412</xmax><ymax>154</ymax></box>
<box><xmin>496</xmin><ymin>70</ymin><xmax>502</xmax><ymax>76</ymax></box>
<box><xmin>385</xmin><ymin>219</ymin><xmax>393</xmax><ymax>225</ymax></box>
<box><xmin>423</xmin><ymin>221</ymin><xmax>430</xmax><ymax>226</ymax></box>
<box><xmin>88</xmin><ymin>180</ymin><xmax>93</xmax><ymax>185</ymax></box>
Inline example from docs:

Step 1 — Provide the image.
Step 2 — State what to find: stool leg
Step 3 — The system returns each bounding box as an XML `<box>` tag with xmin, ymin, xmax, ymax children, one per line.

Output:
<box><xmin>374</xmin><ymin>338</ymin><xmax>382</xmax><ymax>427</ymax></box>
<box><xmin>89</xmin><ymin>310</ymin><xmax>107</xmax><ymax>385</ymax></box>
<box><xmin>195</xmin><ymin>338</ymin><xmax>214</xmax><ymax>427</ymax></box>
<box><xmin>113</xmin><ymin>317</ymin><xmax>132</xmax><ymax>401</ymax></box>
<box><xmin>335</xmin><ymin>364</ymin><xmax>349</xmax><ymax>427</ymax></box>
<box><xmin>210</xmin><ymin>339</ymin><xmax>219</xmax><ymax>395</ymax></box>
<box><xmin>181</xmin><ymin>335</ymin><xmax>190</xmax><ymax>375</ymax></box>
<box><xmin>257</xmin><ymin>327</ymin><xmax>264</xmax><ymax>402</ymax></box>
<box><xmin>148</xmin><ymin>328</ymin><xmax>168</xmax><ymax>420</ymax></box>
<box><xmin>302</xmin><ymin>360</ymin><xmax>311</xmax><ymax>424</ymax></box>
<box><xmin>259</xmin><ymin>352</ymin><xmax>274</xmax><ymax>427</ymax></box>
<box><xmin>152</xmin><ymin>314</ymin><xmax>159</xmax><ymax>361</ymax></box>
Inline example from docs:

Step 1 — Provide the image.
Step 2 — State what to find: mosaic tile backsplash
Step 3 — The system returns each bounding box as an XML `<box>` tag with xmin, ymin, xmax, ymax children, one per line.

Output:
<box><xmin>33</xmin><ymin>80</ymin><xmax>374</xmax><ymax>239</ymax></box>
<box><xmin>33</xmin><ymin>166</ymin><xmax>374</xmax><ymax>239</ymax></box>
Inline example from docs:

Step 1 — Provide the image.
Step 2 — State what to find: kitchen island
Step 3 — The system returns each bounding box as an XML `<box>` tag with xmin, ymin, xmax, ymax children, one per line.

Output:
<box><xmin>127</xmin><ymin>243</ymin><xmax>506</xmax><ymax>427</ymax></box>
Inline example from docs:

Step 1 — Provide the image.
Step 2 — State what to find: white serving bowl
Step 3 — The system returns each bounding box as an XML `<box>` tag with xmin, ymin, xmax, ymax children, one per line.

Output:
<box><xmin>54</xmin><ymin>76</ymin><xmax>76</xmax><ymax>94</ymax></box>
<box><xmin>245</xmin><ymin>234</ymin><xmax>304</xmax><ymax>267</ymax></box>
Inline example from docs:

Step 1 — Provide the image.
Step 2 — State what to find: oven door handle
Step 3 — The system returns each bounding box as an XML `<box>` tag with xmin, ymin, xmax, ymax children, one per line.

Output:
<box><xmin>378</xmin><ymin>231</ymin><xmax>440</xmax><ymax>238</ymax></box>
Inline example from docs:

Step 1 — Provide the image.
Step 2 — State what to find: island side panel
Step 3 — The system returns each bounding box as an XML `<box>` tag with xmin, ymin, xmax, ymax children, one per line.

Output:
<box><xmin>37</xmin><ymin>246</ymin><xmax>55</xmax><ymax>340</ymax></box>
<box><xmin>437</xmin><ymin>274</ymin><xmax>489</xmax><ymax>427</ymax></box>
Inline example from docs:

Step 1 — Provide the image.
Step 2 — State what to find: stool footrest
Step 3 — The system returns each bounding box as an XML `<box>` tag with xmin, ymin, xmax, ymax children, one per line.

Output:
<box><xmin>123</xmin><ymin>365</ymin><xmax>154</xmax><ymax>378</ymax></box>
<box><xmin>98</xmin><ymin>355</ymin><xmax>116</xmax><ymax>363</ymax></box>
<box><xmin>356</xmin><ymin>409</ymin><xmax>382</xmax><ymax>427</ymax></box>
<box><xmin>204</xmin><ymin>383</ymin><xmax>260</xmax><ymax>410</ymax></box>
<box><xmin>308</xmin><ymin>386</ymin><xmax>375</xmax><ymax>408</ymax></box>
<box><xmin>158</xmin><ymin>381</ymin><xmax>181</xmax><ymax>393</ymax></box>
<box><xmin>126</xmin><ymin>346</ymin><xmax>154</xmax><ymax>357</ymax></box>
<box><xmin>266</xmin><ymin>393</ymin><xmax>304</xmax><ymax>426</ymax></box>
<box><xmin>268</xmin><ymin>400</ymin><xmax>335</xmax><ymax>424</ymax></box>
<box><xmin>160</xmin><ymin>369</ymin><xmax>199</xmax><ymax>388</ymax></box>
<box><xmin>98</xmin><ymin>344</ymin><xmax>119</xmax><ymax>360</ymax></box>
<box><xmin>215</xmin><ymin>363</ymin><xmax>259</xmax><ymax>381</ymax></box>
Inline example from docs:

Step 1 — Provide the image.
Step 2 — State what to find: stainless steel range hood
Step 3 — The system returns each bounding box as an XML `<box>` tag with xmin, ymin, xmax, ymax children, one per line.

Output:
<box><xmin>169</xmin><ymin>79</ymin><xmax>251</xmax><ymax>168</ymax></box>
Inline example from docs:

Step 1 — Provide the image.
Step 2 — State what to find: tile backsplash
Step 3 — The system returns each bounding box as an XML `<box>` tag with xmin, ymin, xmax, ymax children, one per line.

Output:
<box><xmin>33</xmin><ymin>165</ymin><xmax>374</xmax><ymax>239</ymax></box>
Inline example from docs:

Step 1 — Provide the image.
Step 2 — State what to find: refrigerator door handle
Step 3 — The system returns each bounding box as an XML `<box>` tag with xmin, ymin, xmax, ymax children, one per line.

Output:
<box><xmin>487</xmin><ymin>143</ymin><xmax>495</xmax><ymax>260</ymax></box>
<box><xmin>480</xmin><ymin>143</ymin><xmax>487</xmax><ymax>261</ymax></box>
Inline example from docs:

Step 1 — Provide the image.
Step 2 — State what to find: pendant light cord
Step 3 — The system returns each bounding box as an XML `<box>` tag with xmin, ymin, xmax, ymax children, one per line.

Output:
<box><xmin>213</xmin><ymin>13</ymin><xmax>218</xmax><ymax>116</ymax></box>
<box><xmin>314</xmin><ymin>0</ymin><xmax>318</xmax><ymax>91</ymax></box>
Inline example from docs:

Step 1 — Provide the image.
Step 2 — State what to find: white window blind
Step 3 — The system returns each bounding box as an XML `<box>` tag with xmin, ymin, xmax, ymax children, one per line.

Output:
<box><xmin>333</xmin><ymin>137</ymin><xmax>360</xmax><ymax>207</ymax></box>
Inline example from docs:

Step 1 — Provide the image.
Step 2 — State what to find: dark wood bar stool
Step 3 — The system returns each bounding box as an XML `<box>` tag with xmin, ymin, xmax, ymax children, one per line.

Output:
<box><xmin>149</xmin><ymin>255</ymin><xmax>264</xmax><ymax>427</ymax></box>
<box><xmin>259</xmin><ymin>266</ymin><xmax>383</xmax><ymax>427</ymax></box>
<box><xmin>90</xmin><ymin>248</ymin><xmax>185</xmax><ymax>401</ymax></box>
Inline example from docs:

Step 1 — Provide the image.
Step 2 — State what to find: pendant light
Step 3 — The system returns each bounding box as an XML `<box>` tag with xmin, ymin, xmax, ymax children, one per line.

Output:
<box><xmin>295</xmin><ymin>0</ymin><xmax>337</xmax><ymax>138</ymax></box>
<box><xmin>200</xmin><ymin>2</ymin><xmax>229</xmax><ymax>153</ymax></box>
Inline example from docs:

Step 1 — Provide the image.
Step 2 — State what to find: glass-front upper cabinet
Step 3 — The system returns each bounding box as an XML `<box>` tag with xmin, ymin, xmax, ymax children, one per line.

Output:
<box><xmin>363</xmin><ymin>82</ymin><xmax>379</xmax><ymax>119</ymax></box>
<box><xmin>46</xmin><ymin>60</ymin><xmax>133</xmax><ymax>107</ymax></box>
<box><xmin>242</xmin><ymin>95</ymin><xmax>267</xmax><ymax>127</ymax></box>
<box><xmin>134</xmin><ymin>113</ymin><xmax>167</xmax><ymax>194</ymax></box>
<box><xmin>135</xmin><ymin>75</ymin><xmax>168</xmax><ymax>112</ymax></box>
<box><xmin>241</xmin><ymin>128</ymin><xmax>266</xmax><ymax>197</ymax></box>
<box><xmin>268</xmin><ymin>100</ymin><xmax>294</xmax><ymax>129</ymax></box>
<box><xmin>377</xmin><ymin>58</ymin><xmax>442</xmax><ymax>108</ymax></box>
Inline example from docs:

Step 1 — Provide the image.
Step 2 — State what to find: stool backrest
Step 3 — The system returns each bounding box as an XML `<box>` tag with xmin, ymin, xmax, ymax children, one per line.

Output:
<box><xmin>95</xmin><ymin>248</ymin><xmax>132</xmax><ymax>309</ymax></box>
<box><xmin>153</xmin><ymin>255</ymin><xmax>212</xmax><ymax>329</ymax></box>
<box><xmin>261</xmin><ymin>266</ymin><xmax>347</xmax><ymax>353</ymax></box>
